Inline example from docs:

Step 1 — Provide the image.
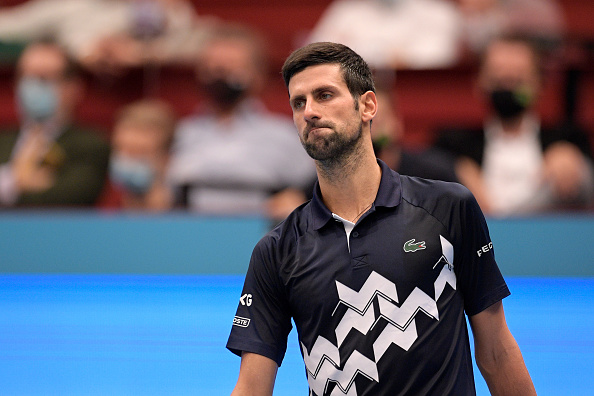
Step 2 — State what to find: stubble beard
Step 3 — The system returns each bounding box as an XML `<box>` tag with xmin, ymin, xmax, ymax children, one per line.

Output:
<box><xmin>301</xmin><ymin>121</ymin><xmax>364</xmax><ymax>179</ymax></box>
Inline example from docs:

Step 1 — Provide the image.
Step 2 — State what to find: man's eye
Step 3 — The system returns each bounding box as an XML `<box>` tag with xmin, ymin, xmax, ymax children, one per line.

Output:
<box><xmin>292</xmin><ymin>100</ymin><xmax>304</xmax><ymax>109</ymax></box>
<box><xmin>320</xmin><ymin>93</ymin><xmax>332</xmax><ymax>100</ymax></box>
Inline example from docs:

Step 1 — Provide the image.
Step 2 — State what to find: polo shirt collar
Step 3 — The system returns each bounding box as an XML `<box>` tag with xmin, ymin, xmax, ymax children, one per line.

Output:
<box><xmin>310</xmin><ymin>159</ymin><xmax>402</xmax><ymax>231</ymax></box>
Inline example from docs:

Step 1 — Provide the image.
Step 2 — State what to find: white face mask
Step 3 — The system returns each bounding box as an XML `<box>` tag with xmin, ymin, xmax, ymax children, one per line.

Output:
<box><xmin>109</xmin><ymin>154</ymin><xmax>156</xmax><ymax>196</ymax></box>
<box><xmin>16</xmin><ymin>77</ymin><xmax>59</xmax><ymax>122</ymax></box>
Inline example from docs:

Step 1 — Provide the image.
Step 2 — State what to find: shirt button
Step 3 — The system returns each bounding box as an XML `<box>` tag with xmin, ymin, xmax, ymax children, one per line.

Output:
<box><xmin>352</xmin><ymin>231</ymin><xmax>359</xmax><ymax>238</ymax></box>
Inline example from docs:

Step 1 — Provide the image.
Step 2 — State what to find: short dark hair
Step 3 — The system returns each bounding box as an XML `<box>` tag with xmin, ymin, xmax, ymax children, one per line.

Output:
<box><xmin>281</xmin><ymin>42</ymin><xmax>375</xmax><ymax>97</ymax></box>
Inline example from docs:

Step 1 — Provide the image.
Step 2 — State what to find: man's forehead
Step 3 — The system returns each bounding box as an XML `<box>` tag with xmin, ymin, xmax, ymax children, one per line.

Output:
<box><xmin>288</xmin><ymin>63</ymin><xmax>344</xmax><ymax>95</ymax></box>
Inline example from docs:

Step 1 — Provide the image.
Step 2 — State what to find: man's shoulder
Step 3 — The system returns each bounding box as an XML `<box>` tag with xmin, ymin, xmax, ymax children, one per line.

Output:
<box><xmin>399</xmin><ymin>175</ymin><xmax>474</xmax><ymax>214</ymax></box>
<box><xmin>255</xmin><ymin>201</ymin><xmax>312</xmax><ymax>250</ymax></box>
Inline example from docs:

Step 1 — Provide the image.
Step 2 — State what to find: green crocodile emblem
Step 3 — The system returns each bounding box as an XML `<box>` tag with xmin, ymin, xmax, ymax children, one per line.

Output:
<box><xmin>403</xmin><ymin>239</ymin><xmax>426</xmax><ymax>253</ymax></box>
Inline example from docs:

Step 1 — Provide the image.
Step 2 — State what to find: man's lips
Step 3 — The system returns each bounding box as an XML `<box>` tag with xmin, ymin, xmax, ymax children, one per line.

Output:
<box><xmin>305</xmin><ymin>124</ymin><xmax>332</xmax><ymax>137</ymax></box>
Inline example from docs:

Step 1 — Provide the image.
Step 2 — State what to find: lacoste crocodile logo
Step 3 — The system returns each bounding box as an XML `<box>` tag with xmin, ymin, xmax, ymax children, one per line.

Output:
<box><xmin>403</xmin><ymin>239</ymin><xmax>426</xmax><ymax>253</ymax></box>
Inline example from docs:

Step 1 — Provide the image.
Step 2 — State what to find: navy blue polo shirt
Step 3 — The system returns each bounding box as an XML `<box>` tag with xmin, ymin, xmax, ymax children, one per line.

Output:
<box><xmin>227</xmin><ymin>160</ymin><xmax>510</xmax><ymax>396</ymax></box>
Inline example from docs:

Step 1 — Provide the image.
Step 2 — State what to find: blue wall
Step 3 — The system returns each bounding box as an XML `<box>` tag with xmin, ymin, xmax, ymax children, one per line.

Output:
<box><xmin>1</xmin><ymin>212</ymin><xmax>592</xmax><ymax>276</ymax></box>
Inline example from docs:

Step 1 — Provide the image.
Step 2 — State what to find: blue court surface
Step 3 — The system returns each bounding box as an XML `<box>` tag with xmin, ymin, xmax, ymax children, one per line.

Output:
<box><xmin>0</xmin><ymin>275</ymin><xmax>592</xmax><ymax>395</ymax></box>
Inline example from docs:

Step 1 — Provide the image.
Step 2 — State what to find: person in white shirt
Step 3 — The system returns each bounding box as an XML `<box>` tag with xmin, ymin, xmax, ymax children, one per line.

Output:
<box><xmin>307</xmin><ymin>0</ymin><xmax>462</xmax><ymax>70</ymax></box>
<box><xmin>436</xmin><ymin>35</ymin><xmax>594</xmax><ymax>216</ymax></box>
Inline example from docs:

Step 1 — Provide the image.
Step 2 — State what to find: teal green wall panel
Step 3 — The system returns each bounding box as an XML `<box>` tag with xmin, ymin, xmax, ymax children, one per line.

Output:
<box><xmin>1</xmin><ymin>212</ymin><xmax>592</xmax><ymax>276</ymax></box>
<box><xmin>488</xmin><ymin>216</ymin><xmax>594</xmax><ymax>277</ymax></box>
<box><xmin>0</xmin><ymin>212</ymin><xmax>270</xmax><ymax>274</ymax></box>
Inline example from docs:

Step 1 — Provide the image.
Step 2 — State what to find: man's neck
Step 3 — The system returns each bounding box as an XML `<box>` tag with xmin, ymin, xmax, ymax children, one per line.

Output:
<box><xmin>317</xmin><ymin>148</ymin><xmax>382</xmax><ymax>223</ymax></box>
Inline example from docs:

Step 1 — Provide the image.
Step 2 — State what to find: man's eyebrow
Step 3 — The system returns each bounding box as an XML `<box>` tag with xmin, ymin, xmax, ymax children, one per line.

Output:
<box><xmin>289</xmin><ymin>93</ymin><xmax>306</xmax><ymax>106</ymax></box>
<box><xmin>312</xmin><ymin>85</ymin><xmax>336</xmax><ymax>95</ymax></box>
<box><xmin>290</xmin><ymin>92</ymin><xmax>305</xmax><ymax>101</ymax></box>
<box><xmin>290</xmin><ymin>85</ymin><xmax>336</xmax><ymax>100</ymax></box>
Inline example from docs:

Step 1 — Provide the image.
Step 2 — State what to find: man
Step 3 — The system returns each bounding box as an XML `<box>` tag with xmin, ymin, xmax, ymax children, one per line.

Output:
<box><xmin>167</xmin><ymin>23</ymin><xmax>315</xmax><ymax>218</ymax></box>
<box><xmin>436</xmin><ymin>34</ymin><xmax>593</xmax><ymax>216</ymax></box>
<box><xmin>227</xmin><ymin>42</ymin><xmax>536</xmax><ymax>395</ymax></box>
<box><xmin>0</xmin><ymin>41</ymin><xmax>109</xmax><ymax>207</ymax></box>
<box><xmin>105</xmin><ymin>99</ymin><xmax>175</xmax><ymax>211</ymax></box>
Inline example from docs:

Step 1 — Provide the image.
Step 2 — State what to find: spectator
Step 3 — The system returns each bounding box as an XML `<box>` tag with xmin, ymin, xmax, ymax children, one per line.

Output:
<box><xmin>0</xmin><ymin>0</ymin><xmax>214</xmax><ymax>76</ymax></box>
<box><xmin>436</xmin><ymin>35</ymin><xmax>594</xmax><ymax>216</ymax></box>
<box><xmin>0</xmin><ymin>40</ymin><xmax>110</xmax><ymax>207</ymax></box>
<box><xmin>167</xmin><ymin>23</ymin><xmax>316</xmax><ymax>217</ymax></box>
<box><xmin>105</xmin><ymin>99</ymin><xmax>175</xmax><ymax>212</ymax></box>
<box><xmin>307</xmin><ymin>0</ymin><xmax>462</xmax><ymax>70</ymax></box>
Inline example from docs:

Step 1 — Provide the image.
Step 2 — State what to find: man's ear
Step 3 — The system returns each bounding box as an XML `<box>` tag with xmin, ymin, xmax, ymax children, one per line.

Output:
<box><xmin>360</xmin><ymin>91</ymin><xmax>378</xmax><ymax>123</ymax></box>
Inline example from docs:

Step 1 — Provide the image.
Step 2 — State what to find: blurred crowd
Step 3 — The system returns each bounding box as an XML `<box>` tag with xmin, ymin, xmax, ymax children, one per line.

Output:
<box><xmin>0</xmin><ymin>0</ymin><xmax>592</xmax><ymax>218</ymax></box>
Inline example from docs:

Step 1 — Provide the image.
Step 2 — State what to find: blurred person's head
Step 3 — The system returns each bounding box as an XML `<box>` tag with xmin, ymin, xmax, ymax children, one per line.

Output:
<box><xmin>477</xmin><ymin>35</ymin><xmax>542</xmax><ymax>122</ymax></box>
<box><xmin>15</xmin><ymin>40</ymin><xmax>83</xmax><ymax>125</ymax></box>
<box><xmin>195</xmin><ymin>23</ymin><xmax>268</xmax><ymax>114</ymax></box>
<box><xmin>109</xmin><ymin>100</ymin><xmax>175</xmax><ymax>199</ymax></box>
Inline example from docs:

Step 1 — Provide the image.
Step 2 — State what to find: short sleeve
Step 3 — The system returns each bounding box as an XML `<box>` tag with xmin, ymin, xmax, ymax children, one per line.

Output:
<box><xmin>453</xmin><ymin>188</ymin><xmax>510</xmax><ymax>316</ymax></box>
<box><xmin>226</xmin><ymin>236</ymin><xmax>293</xmax><ymax>366</ymax></box>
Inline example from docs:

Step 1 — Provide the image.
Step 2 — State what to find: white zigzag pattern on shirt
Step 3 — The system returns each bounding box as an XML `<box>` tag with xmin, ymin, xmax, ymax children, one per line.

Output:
<box><xmin>302</xmin><ymin>235</ymin><xmax>457</xmax><ymax>395</ymax></box>
<box><xmin>302</xmin><ymin>336</ymin><xmax>378</xmax><ymax>396</ymax></box>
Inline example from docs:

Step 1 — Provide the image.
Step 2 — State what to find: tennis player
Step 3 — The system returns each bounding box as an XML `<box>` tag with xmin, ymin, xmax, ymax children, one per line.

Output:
<box><xmin>227</xmin><ymin>42</ymin><xmax>536</xmax><ymax>396</ymax></box>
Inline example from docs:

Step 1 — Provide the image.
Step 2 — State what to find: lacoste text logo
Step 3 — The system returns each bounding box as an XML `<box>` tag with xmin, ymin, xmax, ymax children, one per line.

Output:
<box><xmin>404</xmin><ymin>239</ymin><xmax>426</xmax><ymax>253</ymax></box>
<box><xmin>240</xmin><ymin>293</ymin><xmax>252</xmax><ymax>306</ymax></box>
<box><xmin>233</xmin><ymin>316</ymin><xmax>250</xmax><ymax>328</ymax></box>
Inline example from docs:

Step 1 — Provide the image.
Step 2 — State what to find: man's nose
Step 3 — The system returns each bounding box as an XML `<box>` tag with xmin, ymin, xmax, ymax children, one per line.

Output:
<box><xmin>303</xmin><ymin>99</ymin><xmax>320</xmax><ymax>122</ymax></box>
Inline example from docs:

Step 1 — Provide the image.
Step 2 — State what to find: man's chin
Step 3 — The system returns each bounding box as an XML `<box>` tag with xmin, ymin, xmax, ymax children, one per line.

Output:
<box><xmin>303</xmin><ymin>142</ymin><xmax>333</xmax><ymax>161</ymax></box>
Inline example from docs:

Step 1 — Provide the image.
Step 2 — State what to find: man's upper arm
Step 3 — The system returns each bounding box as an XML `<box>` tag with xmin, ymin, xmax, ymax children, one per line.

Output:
<box><xmin>469</xmin><ymin>301</ymin><xmax>536</xmax><ymax>395</ymax></box>
<box><xmin>231</xmin><ymin>352</ymin><xmax>278</xmax><ymax>396</ymax></box>
<box><xmin>469</xmin><ymin>301</ymin><xmax>507</xmax><ymax>341</ymax></box>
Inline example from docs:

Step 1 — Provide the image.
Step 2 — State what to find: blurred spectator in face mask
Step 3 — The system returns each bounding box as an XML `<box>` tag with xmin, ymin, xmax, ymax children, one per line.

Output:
<box><xmin>0</xmin><ymin>40</ymin><xmax>109</xmax><ymax>207</ymax></box>
<box><xmin>106</xmin><ymin>99</ymin><xmax>175</xmax><ymax>211</ymax></box>
<box><xmin>436</xmin><ymin>35</ymin><xmax>594</xmax><ymax>216</ymax></box>
<box><xmin>192</xmin><ymin>25</ymin><xmax>265</xmax><ymax>118</ymax></box>
<box><xmin>167</xmin><ymin>23</ymin><xmax>316</xmax><ymax>217</ymax></box>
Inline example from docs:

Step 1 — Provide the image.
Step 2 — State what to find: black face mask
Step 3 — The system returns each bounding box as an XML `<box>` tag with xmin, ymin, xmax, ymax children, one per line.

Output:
<box><xmin>489</xmin><ymin>88</ymin><xmax>533</xmax><ymax>120</ymax></box>
<box><xmin>200</xmin><ymin>78</ymin><xmax>247</xmax><ymax>109</ymax></box>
